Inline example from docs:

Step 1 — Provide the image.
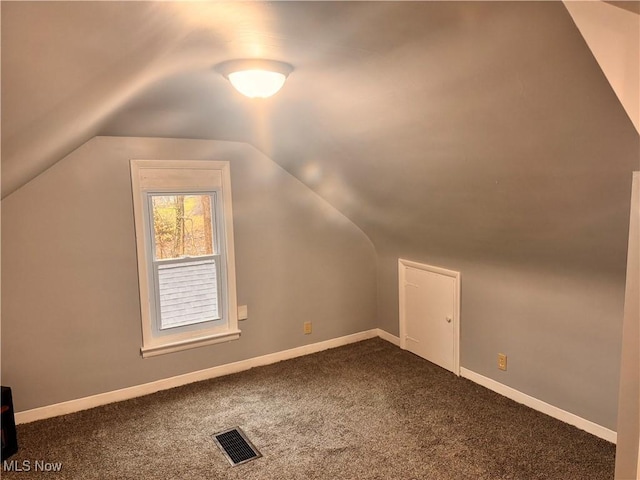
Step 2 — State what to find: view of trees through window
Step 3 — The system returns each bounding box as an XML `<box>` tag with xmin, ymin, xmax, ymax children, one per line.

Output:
<box><xmin>151</xmin><ymin>194</ymin><xmax>215</xmax><ymax>260</ymax></box>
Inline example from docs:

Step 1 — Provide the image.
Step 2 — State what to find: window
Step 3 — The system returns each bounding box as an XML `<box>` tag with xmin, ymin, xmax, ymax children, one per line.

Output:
<box><xmin>130</xmin><ymin>160</ymin><xmax>239</xmax><ymax>357</ymax></box>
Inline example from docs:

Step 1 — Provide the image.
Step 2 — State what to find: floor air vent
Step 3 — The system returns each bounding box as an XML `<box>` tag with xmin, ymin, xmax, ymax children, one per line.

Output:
<box><xmin>213</xmin><ymin>427</ymin><xmax>262</xmax><ymax>466</ymax></box>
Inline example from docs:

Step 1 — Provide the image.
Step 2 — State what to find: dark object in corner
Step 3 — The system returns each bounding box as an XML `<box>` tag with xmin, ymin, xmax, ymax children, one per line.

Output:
<box><xmin>1</xmin><ymin>386</ymin><xmax>18</xmax><ymax>460</ymax></box>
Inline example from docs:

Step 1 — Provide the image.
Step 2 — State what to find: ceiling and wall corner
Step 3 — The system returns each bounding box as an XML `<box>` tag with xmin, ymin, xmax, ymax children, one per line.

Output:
<box><xmin>563</xmin><ymin>0</ymin><xmax>640</xmax><ymax>134</ymax></box>
<box><xmin>1</xmin><ymin>0</ymin><xmax>639</xmax><ymax>440</ymax></box>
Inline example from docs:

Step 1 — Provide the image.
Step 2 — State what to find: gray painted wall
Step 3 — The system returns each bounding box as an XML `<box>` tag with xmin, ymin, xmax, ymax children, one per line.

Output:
<box><xmin>1</xmin><ymin>136</ymin><xmax>377</xmax><ymax>411</ymax></box>
<box><xmin>1</xmin><ymin>131</ymin><xmax>636</xmax><ymax>432</ymax></box>
<box><xmin>377</xmin><ymin>249</ymin><xmax>626</xmax><ymax>430</ymax></box>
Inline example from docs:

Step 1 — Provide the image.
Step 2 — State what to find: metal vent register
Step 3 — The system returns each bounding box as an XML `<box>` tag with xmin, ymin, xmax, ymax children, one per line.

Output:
<box><xmin>213</xmin><ymin>427</ymin><xmax>262</xmax><ymax>466</ymax></box>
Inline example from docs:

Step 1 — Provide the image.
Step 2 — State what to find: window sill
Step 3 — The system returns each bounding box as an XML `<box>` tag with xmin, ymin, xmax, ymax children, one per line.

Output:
<box><xmin>141</xmin><ymin>330</ymin><xmax>241</xmax><ymax>358</ymax></box>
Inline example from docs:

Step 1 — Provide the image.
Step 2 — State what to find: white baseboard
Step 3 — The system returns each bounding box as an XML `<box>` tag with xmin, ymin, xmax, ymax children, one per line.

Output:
<box><xmin>16</xmin><ymin>329</ymin><xmax>393</xmax><ymax>425</ymax></box>
<box><xmin>460</xmin><ymin>367</ymin><xmax>617</xmax><ymax>444</ymax></box>
<box><xmin>31</xmin><ymin>328</ymin><xmax>613</xmax><ymax>446</ymax></box>
<box><xmin>375</xmin><ymin>328</ymin><xmax>400</xmax><ymax>346</ymax></box>
<box><xmin>16</xmin><ymin>331</ymin><xmax>615</xmax><ymax>446</ymax></box>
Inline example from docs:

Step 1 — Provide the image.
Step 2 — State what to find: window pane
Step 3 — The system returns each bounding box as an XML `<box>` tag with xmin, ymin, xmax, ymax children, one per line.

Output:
<box><xmin>157</xmin><ymin>259</ymin><xmax>220</xmax><ymax>330</ymax></box>
<box><xmin>151</xmin><ymin>194</ymin><xmax>216</xmax><ymax>260</ymax></box>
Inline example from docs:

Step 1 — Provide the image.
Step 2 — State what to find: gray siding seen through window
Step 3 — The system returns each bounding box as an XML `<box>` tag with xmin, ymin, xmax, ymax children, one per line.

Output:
<box><xmin>157</xmin><ymin>259</ymin><xmax>219</xmax><ymax>329</ymax></box>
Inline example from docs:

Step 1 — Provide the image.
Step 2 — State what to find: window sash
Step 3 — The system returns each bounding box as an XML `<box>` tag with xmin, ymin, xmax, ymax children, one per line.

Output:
<box><xmin>146</xmin><ymin>191</ymin><xmax>227</xmax><ymax>336</ymax></box>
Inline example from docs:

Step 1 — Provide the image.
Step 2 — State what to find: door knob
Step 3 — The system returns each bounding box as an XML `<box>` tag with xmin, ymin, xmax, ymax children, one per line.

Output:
<box><xmin>446</xmin><ymin>316</ymin><xmax>452</xmax><ymax>323</ymax></box>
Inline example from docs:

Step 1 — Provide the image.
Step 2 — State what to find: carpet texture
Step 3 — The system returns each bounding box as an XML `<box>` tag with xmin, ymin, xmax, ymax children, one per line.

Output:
<box><xmin>3</xmin><ymin>338</ymin><xmax>615</xmax><ymax>479</ymax></box>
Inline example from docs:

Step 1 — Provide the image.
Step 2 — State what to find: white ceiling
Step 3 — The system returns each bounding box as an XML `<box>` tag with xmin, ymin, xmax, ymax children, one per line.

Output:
<box><xmin>564</xmin><ymin>1</ymin><xmax>639</xmax><ymax>133</ymax></box>
<box><xmin>2</xmin><ymin>1</ymin><xmax>638</xmax><ymax>273</ymax></box>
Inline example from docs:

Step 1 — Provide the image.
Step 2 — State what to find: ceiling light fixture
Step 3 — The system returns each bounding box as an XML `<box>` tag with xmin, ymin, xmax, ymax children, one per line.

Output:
<box><xmin>216</xmin><ymin>59</ymin><xmax>293</xmax><ymax>99</ymax></box>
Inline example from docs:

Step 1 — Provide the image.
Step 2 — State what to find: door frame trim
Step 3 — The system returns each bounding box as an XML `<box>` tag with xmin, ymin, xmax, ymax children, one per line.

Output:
<box><xmin>398</xmin><ymin>258</ymin><xmax>461</xmax><ymax>375</ymax></box>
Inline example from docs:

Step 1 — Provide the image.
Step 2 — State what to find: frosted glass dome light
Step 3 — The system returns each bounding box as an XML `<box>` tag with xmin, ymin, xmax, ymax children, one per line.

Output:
<box><xmin>228</xmin><ymin>70</ymin><xmax>287</xmax><ymax>98</ymax></box>
<box><xmin>216</xmin><ymin>59</ymin><xmax>293</xmax><ymax>98</ymax></box>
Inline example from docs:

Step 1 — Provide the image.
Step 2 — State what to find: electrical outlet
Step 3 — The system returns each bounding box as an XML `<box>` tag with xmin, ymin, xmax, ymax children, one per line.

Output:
<box><xmin>303</xmin><ymin>321</ymin><xmax>312</xmax><ymax>335</ymax></box>
<box><xmin>498</xmin><ymin>353</ymin><xmax>507</xmax><ymax>371</ymax></box>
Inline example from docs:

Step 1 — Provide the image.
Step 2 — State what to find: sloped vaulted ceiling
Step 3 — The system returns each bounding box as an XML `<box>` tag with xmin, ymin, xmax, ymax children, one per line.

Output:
<box><xmin>2</xmin><ymin>1</ymin><xmax>638</xmax><ymax>274</ymax></box>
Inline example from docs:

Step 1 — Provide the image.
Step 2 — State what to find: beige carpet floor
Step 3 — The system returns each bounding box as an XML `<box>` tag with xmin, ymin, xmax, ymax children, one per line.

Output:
<box><xmin>3</xmin><ymin>338</ymin><xmax>615</xmax><ymax>479</ymax></box>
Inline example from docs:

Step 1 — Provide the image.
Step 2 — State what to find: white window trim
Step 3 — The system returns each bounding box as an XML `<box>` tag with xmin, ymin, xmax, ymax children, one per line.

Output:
<box><xmin>130</xmin><ymin>160</ymin><xmax>239</xmax><ymax>358</ymax></box>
